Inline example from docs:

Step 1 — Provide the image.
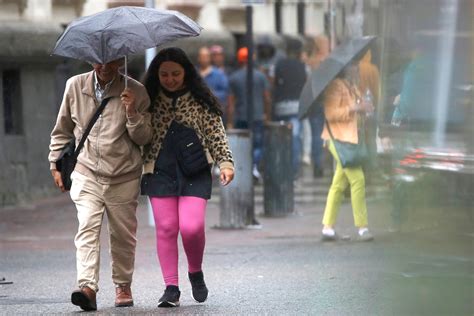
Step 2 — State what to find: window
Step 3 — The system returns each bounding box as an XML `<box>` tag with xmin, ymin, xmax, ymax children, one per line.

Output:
<box><xmin>2</xmin><ymin>69</ymin><xmax>23</xmax><ymax>135</ymax></box>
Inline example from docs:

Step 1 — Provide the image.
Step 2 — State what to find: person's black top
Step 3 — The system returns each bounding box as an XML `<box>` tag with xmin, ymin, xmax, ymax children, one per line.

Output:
<box><xmin>273</xmin><ymin>57</ymin><xmax>307</xmax><ymax>103</ymax></box>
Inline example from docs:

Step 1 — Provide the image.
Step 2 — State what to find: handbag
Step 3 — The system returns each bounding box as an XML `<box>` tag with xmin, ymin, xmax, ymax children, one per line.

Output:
<box><xmin>172</xmin><ymin>122</ymin><xmax>209</xmax><ymax>177</ymax></box>
<box><xmin>56</xmin><ymin>97</ymin><xmax>111</xmax><ymax>191</ymax></box>
<box><xmin>326</xmin><ymin>119</ymin><xmax>368</xmax><ymax>168</ymax></box>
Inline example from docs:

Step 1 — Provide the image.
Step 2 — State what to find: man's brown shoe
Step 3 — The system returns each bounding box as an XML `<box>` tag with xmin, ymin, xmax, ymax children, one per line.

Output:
<box><xmin>71</xmin><ymin>286</ymin><xmax>97</xmax><ymax>311</ymax></box>
<box><xmin>115</xmin><ymin>284</ymin><xmax>134</xmax><ymax>307</ymax></box>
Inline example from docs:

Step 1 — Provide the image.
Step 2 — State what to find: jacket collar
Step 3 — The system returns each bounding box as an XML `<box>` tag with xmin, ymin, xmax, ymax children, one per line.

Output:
<box><xmin>159</xmin><ymin>90</ymin><xmax>191</xmax><ymax>102</ymax></box>
<box><xmin>82</xmin><ymin>70</ymin><xmax>126</xmax><ymax>100</ymax></box>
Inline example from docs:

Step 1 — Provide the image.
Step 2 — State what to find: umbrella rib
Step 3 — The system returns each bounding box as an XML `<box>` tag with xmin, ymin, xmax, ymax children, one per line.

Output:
<box><xmin>128</xmin><ymin>9</ymin><xmax>155</xmax><ymax>47</ymax></box>
<box><xmin>101</xmin><ymin>30</ymin><xmax>106</xmax><ymax>63</ymax></box>
<box><xmin>97</xmin><ymin>16</ymin><xmax>114</xmax><ymax>63</ymax></box>
<box><xmin>100</xmin><ymin>8</ymin><xmax>123</xmax><ymax>63</ymax></box>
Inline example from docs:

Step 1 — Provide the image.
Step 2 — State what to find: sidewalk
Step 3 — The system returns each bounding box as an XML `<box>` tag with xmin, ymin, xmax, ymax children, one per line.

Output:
<box><xmin>1</xmin><ymin>167</ymin><xmax>472</xmax><ymax>315</ymax></box>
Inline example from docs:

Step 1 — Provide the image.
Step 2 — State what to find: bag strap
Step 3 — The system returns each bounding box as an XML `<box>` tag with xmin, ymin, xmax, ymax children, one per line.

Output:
<box><xmin>325</xmin><ymin>117</ymin><xmax>365</xmax><ymax>143</ymax></box>
<box><xmin>325</xmin><ymin>119</ymin><xmax>335</xmax><ymax>141</ymax></box>
<box><xmin>73</xmin><ymin>97</ymin><xmax>111</xmax><ymax>158</ymax></box>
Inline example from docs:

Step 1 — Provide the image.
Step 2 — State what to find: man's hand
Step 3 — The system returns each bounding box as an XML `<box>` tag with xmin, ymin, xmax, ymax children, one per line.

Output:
<box><xmin>51</xmin><ymin>169</ymin><xmax>66</xmax><ymax>192</ymax></box>
<box><xmin>220</xmin><ymin>168</ymin><xmax>234</xmax><ymax>186</ymax></box>
<box><xmin>121</xmin><ymin>88</ymin><xmax>137</xmax><ymax>117</ymax></box>
<box><xmin>362</xmin><ymin>100</ymin><xmax>375</xmax><ymax>115</ymax></box>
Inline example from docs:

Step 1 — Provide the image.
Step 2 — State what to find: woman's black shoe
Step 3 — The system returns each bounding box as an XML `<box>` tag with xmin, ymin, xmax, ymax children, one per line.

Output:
<box><xmin>188</xmin><ymin>271</ymin><xmax>208</xmax><ymax>303</ymax></box>
<box><xmin>157</xmin><ymin>285</ymin><xmax>180</xmax><ymax>307</ymax></box>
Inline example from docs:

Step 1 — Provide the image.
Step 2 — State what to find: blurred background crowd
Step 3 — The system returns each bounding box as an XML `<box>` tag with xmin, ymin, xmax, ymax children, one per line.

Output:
<box><xmin>0</xmin><ymin>0</ymin><xmax>472</xmax><ymax>210</ymax></box>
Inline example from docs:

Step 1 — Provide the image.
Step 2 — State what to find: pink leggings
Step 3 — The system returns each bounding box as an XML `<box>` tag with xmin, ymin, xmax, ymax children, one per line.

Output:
<box><xmin>150</xmin><ymin>196</ymin><xmax>207</xmax><ymax>286</ymax></box>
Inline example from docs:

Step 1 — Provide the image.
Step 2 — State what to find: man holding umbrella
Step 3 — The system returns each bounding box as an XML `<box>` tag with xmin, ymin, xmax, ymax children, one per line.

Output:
<box><xmin>49</xmin><ymin>58</ymin><xmax>152</xmax><ymax>310</ymax></box>
<box><xmin>48</xmin><ymin>6</ymin><xmax>202</xmax><ymax>311</ymax></box>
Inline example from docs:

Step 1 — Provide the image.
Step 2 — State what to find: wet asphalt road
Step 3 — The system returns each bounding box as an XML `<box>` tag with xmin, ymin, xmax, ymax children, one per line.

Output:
<box><xmin>0</xmin><ymin>177</ymin><xmax>473</xmax><ymax>315</ymax></box>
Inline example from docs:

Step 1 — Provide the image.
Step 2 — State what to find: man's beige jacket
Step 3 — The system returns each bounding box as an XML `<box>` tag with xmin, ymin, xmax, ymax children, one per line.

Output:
<box><xmin>49</xmin><ymin>71</ymin><xmax>152</xmax><ymax>184</ymax></box>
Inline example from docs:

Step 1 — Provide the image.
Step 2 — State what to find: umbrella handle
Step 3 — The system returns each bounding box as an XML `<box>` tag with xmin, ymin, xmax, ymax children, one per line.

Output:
<box><xmin>124</xmin><ymin>55</ymin><xmax>128</xmax><ymax>89</ymax></box>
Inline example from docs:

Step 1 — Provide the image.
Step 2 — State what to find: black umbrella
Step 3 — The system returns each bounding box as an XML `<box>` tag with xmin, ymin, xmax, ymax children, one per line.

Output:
<box><xmin>52</xmin><ymin>6</ymin><xmax>202</xmax><ymax>86</ymax></box>
<box><xmin>298</xmin><ymin>36</ymin><xmax>376</xmax><ymax>119</ymax></box>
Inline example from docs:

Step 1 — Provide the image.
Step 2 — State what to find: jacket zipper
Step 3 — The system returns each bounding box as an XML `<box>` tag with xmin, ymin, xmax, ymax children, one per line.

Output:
<box><xmin>172</xmin><ymin>97</ymin><xmax>178</xmax><ymax>110</ymax></box>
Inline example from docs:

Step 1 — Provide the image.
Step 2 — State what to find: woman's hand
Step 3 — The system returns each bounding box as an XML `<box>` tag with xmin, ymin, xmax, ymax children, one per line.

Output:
<box><xmin>352</xmin><ymin>98</ymin><xmax>374</xmax><ymax>114</ymax></box>
<box><xmin>220</xmin><ymin>168</ymin><xmax>234</xmax><ymax>186</ymax></box>
<box><xmin>121</xmin><ymin>88</ymin><xmax>137</xmax><ymax>117</ymax></box>
<box><xmin>51</xmin><ymin>169</ymin><xmax>66</xmax><ymax>192</ymax></box>
<box><xmin>362</xmin><ymin>98</ymin><xmax>375</xmax><ymax>114</ymax></box>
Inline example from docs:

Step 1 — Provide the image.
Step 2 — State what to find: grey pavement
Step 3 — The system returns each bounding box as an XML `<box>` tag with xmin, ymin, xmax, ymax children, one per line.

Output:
<box><xmin>0</xmin><ymin>167</ymin><xmax>473</xmax><ymax>315</ymax></box>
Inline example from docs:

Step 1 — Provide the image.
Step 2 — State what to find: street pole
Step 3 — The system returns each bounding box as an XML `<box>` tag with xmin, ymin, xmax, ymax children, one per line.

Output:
<box><xmin>297</xmin><ymin>0</ymin><xmax>305</xmax><ymax>35</ymax></box>
<box><xmin>145</xmin><ymin>0</ymin><xmax>157</xmax><ymax>70</ymax></box>
<box><xmin>145</xmin><ymin>0</ymin><xmax>156</xmax><ymax>227</ymax></box>
<box><xmin>245</xmin><ymin>4</ymin><xmax>257</xmax><ymax>225</ymax></box>
<box><xmin>275</xmin><ymin>0</ymin><xmax>282</xmax><ymax>34</ymax></box>
<box><xmin>246</xmin><ymin>5</ymin><xmax>254</xmax><ymax>128</ymax></box>
<box><xmin>145</xmin><ymin>0</ymin><xmax>156</xmax><ymax>70</ymax></box>
<box><xmin>219</xmin><ymin>3</ymin><xmax>257</xmax><ymax>228</ymax></box>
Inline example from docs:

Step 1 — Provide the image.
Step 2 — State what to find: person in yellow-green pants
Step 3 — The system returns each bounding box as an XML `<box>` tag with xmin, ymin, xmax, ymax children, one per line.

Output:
<box><xmin>322</xmin><ymin>140</ymin><xmax>372</xmax><ymax>241</ymax></box>
<box><xmin>320</xmin><ymin>61</ymin><xmax>374</xmax><ymax>241</ymax></box>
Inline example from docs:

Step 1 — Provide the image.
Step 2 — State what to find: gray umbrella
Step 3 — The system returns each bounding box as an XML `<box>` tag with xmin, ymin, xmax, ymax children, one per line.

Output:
<box><xmin>52</xmin><ymin>6</ymin><xmax>201</xmax><ymax>86</ymax></box>
<box><xmin>298</xmin><ymin>36</ymin><xmax>376</xmax><ymax>119</ymax></box>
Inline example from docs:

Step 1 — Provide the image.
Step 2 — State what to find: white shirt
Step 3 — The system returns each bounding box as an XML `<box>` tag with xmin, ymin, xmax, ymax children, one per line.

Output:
<box><xmin>94</xmin><ymin>71</ymin><xmax>115</xmax><ymax>102</ymax></box>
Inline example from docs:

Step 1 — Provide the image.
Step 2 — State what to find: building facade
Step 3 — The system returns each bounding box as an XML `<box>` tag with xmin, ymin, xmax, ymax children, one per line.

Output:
<box><xmin>0</xmin><ymin>0</ymin><xmax>333</xmax><ymax>206</ymax></box>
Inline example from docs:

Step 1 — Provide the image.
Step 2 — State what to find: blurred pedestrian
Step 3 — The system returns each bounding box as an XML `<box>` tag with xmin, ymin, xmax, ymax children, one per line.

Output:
<box><xmin>320</xmin><ymin>61</ymin><xmax>374</xmax><ymax>242</ymax></box>
<box><xmin>141</xmin><ymin>47</ymin><xmax>234</xmax><ymax>307</ymax></box>
<box><xmin>48</xmin><ymin>58</ymin><xmax>152</xmax><ymax>311</ymax></box>
<box><xmin>358</xmin><ymin>48</ymin><xmax>380</xmax><ymax>171</ymax></box>
<box><xmin>227</xmin><ymin>46</ymin><xmax>272</xmax><ymax>180</ymax></box>
<box><xmin>389</xmin><ymin>45</ymin><xmax>434</xmax><ymax>231</ymax></box>
<box><xmin>391</xmin><ymin>48</ymin><xmax>431</xmax><ymax>127</ymax></box>
<box><xmin>210</xmin><ymin>44</ymin><xmax>232</xmax><ymax>74</ymax></box>
<box><xmin>380</xmin><ymin>40</ymin><xmax>406</xmax><ymax>125</ymax></box>
<box><xmin>300</xmin><ymin>37</ymin><xmax>313</xmax><ymax>167</ymax></box>
<box><xmin>305</xmin><ymin>35</ymin><xmax>331</xmax><ymax>178</ymax></box>
<box><xmin>273</xmin><ymin>38</ymin><xmax>307</xmax><ymax>179</ymax></box>
<box><xmin>255</xmin><ymin>35</ymin><xmax>285</xmax><ymax>85</ymax></box>
<box><xmin>197</xmin><ymin>46</ymin><xmax>229</xmax><ymax>125</ymax></box>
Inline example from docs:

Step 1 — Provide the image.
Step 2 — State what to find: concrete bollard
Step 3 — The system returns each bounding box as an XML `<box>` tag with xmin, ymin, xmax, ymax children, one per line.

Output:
<box><xmin>219</xmin><ymin>129</ymin><xmax>254</xmax><ymax>228</ymax></box>
<box><xmin>263</xmin><ymin>121</ymin><xmax>294</xmax><ymax>216</ymax></box>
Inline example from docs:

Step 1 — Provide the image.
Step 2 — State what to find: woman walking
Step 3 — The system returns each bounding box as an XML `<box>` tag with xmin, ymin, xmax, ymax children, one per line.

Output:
<box><xmin>140</xmin><ymin>47</ymin><xmax>234</xmax><ymax>307</ymax></box>
<box><xmin>320</xmin><ymin>61</ymin><xmax>374</xmax><ymax>241</ymax></box>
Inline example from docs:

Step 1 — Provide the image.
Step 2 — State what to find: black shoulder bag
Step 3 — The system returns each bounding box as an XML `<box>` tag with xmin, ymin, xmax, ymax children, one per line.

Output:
<box><xmin>56</xmin><ymin>97</ymin><xmax>111</xmax><ymax>191</ymax></box>
<box><xmin>172</xmin><ymin>122</ymin><xmax>209</xmax><ymax>177</ymax></box>
<box><xmin>326</xmin><ymin>118</ymin><xmax>368</xmax><ymax>168</ymax></box>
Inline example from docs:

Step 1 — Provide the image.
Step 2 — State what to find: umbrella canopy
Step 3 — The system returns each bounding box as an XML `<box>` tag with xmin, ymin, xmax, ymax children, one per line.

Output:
<box><xmin>52</xmin><ymin>6</ymin><xmax>202</xmax><ymax>64</ymax></box>
<box><xmin>298</xmin><ymin>36</ymin><xmax>376</xmax><ymax>119</ymax></box>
